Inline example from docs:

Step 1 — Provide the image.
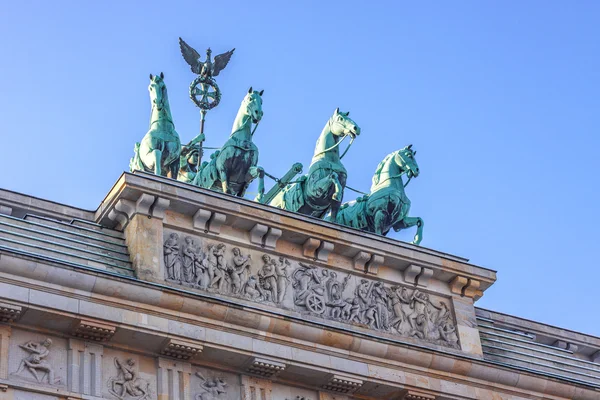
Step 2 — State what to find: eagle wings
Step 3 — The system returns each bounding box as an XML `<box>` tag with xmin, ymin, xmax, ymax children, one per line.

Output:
<box><xmin>179</xmin><ymin>37</ymin><xmax>235</xmax><ymax>77</ymax></box>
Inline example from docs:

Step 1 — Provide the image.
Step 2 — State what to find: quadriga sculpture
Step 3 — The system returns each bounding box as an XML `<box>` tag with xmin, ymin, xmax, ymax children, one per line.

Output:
<box><xmin>192</xmin><ymin>88</ymin><xmax>265</xmax><ymax>199</ymax></box>
<box><xmin>269</xmin><ymin>108</ymin><xmax>360</xmax><ymax>220</ymax></box>
<box><xmin>327</xmin><ymin>145</ymin><xmax>424</xmax><ymax>244</ymax></box>
<box><xmin>130</xmin><ymin>73</ymin><xmax>181</xmax><ymax>177</ymax></box>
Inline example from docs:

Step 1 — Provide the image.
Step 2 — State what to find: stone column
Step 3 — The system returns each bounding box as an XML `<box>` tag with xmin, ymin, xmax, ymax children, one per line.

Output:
<box><xmin>0</xmin><ymin>325</ymin><xmax>11</xmax><ymax>379</ymax></box>
<box><xmin>125</xmin><ymin>214</ymin><xmax>165</xmax><ymax>283</ymax></box>
<box><xmin>241</xmin><ymin>375</ymin><xmax>273</xmax><ymax>400</ymax></box>
<box><xmin>67</xmin><ymin>339</ymin><xmax>103</xmax><ymax>396</ymax></box>
<box><xmin>157</xmin><ymin>358</ymin><xmax>192</xmax><ymax>400</ymax></box>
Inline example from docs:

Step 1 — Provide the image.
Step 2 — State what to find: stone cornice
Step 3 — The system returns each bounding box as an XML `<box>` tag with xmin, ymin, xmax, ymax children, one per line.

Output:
<box><xmin>96</xmin><ymin>172</ymin><xmax>496</xmax><ymax>292</ymax></box>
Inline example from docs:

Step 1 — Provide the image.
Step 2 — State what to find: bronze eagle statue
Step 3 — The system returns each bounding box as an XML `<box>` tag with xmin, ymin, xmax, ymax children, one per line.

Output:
<box><xmin>178</xmin><ymin>37</ymin><xmax>235</xmax><ymax>78</ymax></box>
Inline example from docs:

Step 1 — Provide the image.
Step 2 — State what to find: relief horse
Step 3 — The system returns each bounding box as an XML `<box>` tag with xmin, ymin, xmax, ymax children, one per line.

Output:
<box><xmin>328</xmin><ymin>145</ymin><xmax>424</xmax><ymax>244</ymax></box>
<box><xmin>130</xmin><ymin>73</ymin><xmax>181</xmax><ymax>177</ymax></box>
<box><xmin>193</xmin><ymin>88</ymin><xmax>265</xmax><ymax>198</ymax></box>
<box><xmin>269</xmin><ymin>108</ymin><xmax>360</xmax><ymax>220</ymax></box>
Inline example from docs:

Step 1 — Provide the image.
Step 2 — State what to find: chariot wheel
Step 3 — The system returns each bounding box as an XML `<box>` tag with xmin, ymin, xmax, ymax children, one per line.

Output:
<box><xmin>189</xmin><ymin>76</ymin><xmax>221</xmax><ymax>110</ymax></box>
<box><xmin>306</xmin><ymin>292</ymin><xmax>326</xmax><ymax>315</ymax></box>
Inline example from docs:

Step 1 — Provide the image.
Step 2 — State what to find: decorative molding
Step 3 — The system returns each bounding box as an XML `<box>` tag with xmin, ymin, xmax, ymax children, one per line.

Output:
<box><xmin>161</xmin><ymin>338</ymin><xmax>204</xmax><ymax>360</ymax></box>
<box><xmin>404</xmin><ymin>265</ymin><xmax>433</xmax><ymax>287</ymax></box>
<box><xmin>250</xmin><ymin>223</ymin><xmax>269</xmax><ymax>246</ymax></box>
<box><xmin>152</xmin><ymin>197</ymin><xmax>170</xmax><ymax>219</ymax></box>
<box><xmin>450</xmin><ymin>276</ymin><xmax>482</xmax><ymax>299</ymax></box>
<box><xmin>322</xmin><ymin>374</ymin><xmax>363</xmax><ymax>394</ymax></box>
<box><xmin>316</xmin><ymin>241</ymin><xmax>334</xmax><ymax>262</ymax></box>
<box><xmin>0</xmin><ymin>205</ymin><xmax>12</xmax><ymax>216</ymax></box>
<box><xmin>418</xmin><ymin>267</ymin><xmax>434</xmax><ymax>287</ymax></box>
<box><xmin>401</xmin><ymin>390</ymin><xmax>437</xmax><ymax>400</ymax></box>
<box><xmin>246</xmin><ymin>357</ymin><xmax>286</xmax><ymax>378</ymax></box>
<box><xmin>72</xmin><ymin>319</ymin><xmax>116</xmax><ymax>342</ymax></box>
<box><xmin>264</xmin><ymin>227</ymin><xmax>282</xmax><ymax>249</ymax></box>
<box><xmin>115</xmin><ymin>199</ymin><xmax>136</xmax><ymax>219</ymax></box>
<box><xmin>553</xmin><ymin>340</ymin><xmax>579</xmax><ymax>353</ymax></box>
<box><xmin>193</xmin><ymin>207</ymin><xmax>226</xmax><ymax>234</ymax></box>
<box><xmin>0</xmin><ymin>383</ymin><xmax>7</xmax><ymax>392</ymax></box>
<box><xmin>303</xmin><ymin>238</ymin><xmax>321</xmax><ymax>258</ymax></box>
<box><xmin>353</xmin><ymin>251</ymin><xmax>371</xmax><ymax>272</ymax></box>
<box><xmin>249</xmin><ymin>224</ymin><xmax>282</xmax><ymax>250</ymax></box>
<box><xmin>108</xmin><ymin>209</ymin><xmax>128</xmax><ymax>227</ymax></box>
<box><xmin>365</xmin><ymin>254</ymin><xmax>383</xmax><ymax>275</ymax></box>
<box><xmin>135</xmin><ymin>193</ymin><xmax>155</xmax><ymax>215</ymax></box>
<box><xmin>0</xmin><ymin>301</ymin><xmax>22</xmax><ymax>323</ymax></box>
<box><xmin>592</xmin><ymin>350</ymin><xmax>600</xmax><ymax>364</ymax></box>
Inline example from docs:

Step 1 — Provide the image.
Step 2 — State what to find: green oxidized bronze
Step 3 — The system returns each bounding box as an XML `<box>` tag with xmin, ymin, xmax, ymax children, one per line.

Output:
<box><xmin>179</xmin><ymin>37</ymin><xmax>234</xmax><ymax>135</ymax></box>
<box><xmin>130</xmin><ymin>73</ymin><xmax>181</xmax><ymax>178</ymax></box>
<box><xmin>192</xmin><ymin>88</ymin><xmax>265</xmax><ymax>199</ymax></box>
<box><xmin>177</xmin><ymin>133</ymin><xmax>205</xmax><ymax>184</ymax></box>
<box><xmin>327</xmin><ymin>146</ymin><xmax>424</xmax><ymax>244</ymax></box>
<box><xmin>269</xmin><ymin>108</ymin><xmax>360</xmax><ymax>220</ymax></box>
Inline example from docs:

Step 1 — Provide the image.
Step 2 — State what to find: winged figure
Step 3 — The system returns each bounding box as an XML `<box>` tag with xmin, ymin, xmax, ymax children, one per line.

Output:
<box><xmin>179</xmin><ymin>37</ymin><xmax>235</xmax><ymax>78</ymax></box>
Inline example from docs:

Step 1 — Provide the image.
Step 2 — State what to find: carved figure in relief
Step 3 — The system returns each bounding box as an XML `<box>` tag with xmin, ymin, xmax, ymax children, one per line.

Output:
<box><xmin>12</xmin><ymin>338</ymin><xmax>60</xmax><ymax>384</ymax></box>
<box><xmin>274</xmin><ymin>256</ymin><xmax>291</xmax><ymax>303</ymax></box>
<box><xmin>228</xmin><ymin>247</ymin><xmax>252</xmax><ymax>294</ymax></box>
<box><xmin>107</xmin><ymin>358</ymin><xmax>151</xmax><ymax>400</ymax></box>
<box><xmin>208</xmin><ymin>244</ymin><xmax>227</xmax><ymax>291</ymax></box>
<box><xmin>387</xmin><ymin>286</ymin><xmax>410</xmax><ymax>330</ymax></box>
<box><xmin>182</xmin><ymin>236</ymin><xmax>200</xmax><ymax>284</ymax></box>
<box><xmin>193</xmin><ymin>245</ymin><xmax>208</xmax><ymax>288</ymax></box>
<box><xmin>407</xmin><ymin>290</ymin><xmax>430</xmax><ymax>339</ymax></box>
<box><xmin>292</xmin><ymin>264</ymin><xmax>330</xmax><ymax>314</ymax></box>
<box><xmin>258</xmin><ymin>254</ymin><xmax>279</xmax><ymax>302</ymax></box>
<box><xmin>325</xmin><ymin>272</ymin><xmax>351</xmax><ymax>318</ymax></box>
<box><xmin>372</xmin><ymin>282</ymin><xmax>390</xmax><ymax>330</ymax></box>
<box><xmin>243</xmin><ymin>275</ymin><xmax>264</xmax><ymax>300</ymax></box>
<box><xmin>164</xmin><ymin>233</ymin><xmax>182</xmax><ymax>281</ymax></box>
<box><xmin>195</xmin><ymin>371</ymin><xmax>227</xmax><ymax>400</ymax></box>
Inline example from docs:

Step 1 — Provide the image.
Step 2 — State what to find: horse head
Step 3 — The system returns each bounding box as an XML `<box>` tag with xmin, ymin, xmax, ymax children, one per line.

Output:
<box><xmin>395</xmin><ymin>144</ymin><xmax>420</xmax><ymax>178</ymax></box>
<box><xmin>329</xmin><ymin>108</ymin><xmax>360</xmax><ymax>139</ymax></box>
<box><xmin>149</xmin><ymin>72</ymin><xmax>167</xmax><ymax>111</ymax></box>
<box><xmin>243</xmin><ymin>87</ymin><xmax>264</xmax><ymax>124</ymax></box>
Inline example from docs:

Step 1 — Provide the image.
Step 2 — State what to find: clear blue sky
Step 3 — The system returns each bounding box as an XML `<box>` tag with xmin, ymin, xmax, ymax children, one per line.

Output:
<box><xmin>1</xmin><ymin>1</ymin><xmax>598</xmax><ymax>336</ymax></box>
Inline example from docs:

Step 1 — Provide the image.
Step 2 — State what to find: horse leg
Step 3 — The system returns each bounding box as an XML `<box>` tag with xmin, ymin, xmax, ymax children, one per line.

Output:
<box><xmin>394</xmin><ymin>216</ymin><xmax>424</xmax><ymax>245</ymax></box>
<box><xmin>373</xmin><ymin>210</ymin><xmax>389</xmax><ymax>235</ymax></box>
<box><xmin>218</xmin><ymin>168</ymin><xmax>230</xmax><ymax>194</ymax></box>
<box><xmin>249</xmin><ymin>166</ymin><xmax>265</xmax><ymax>201</ymax></box>
<box><xmin>153</xmin><ymin>149</ymin><xmax>163</xmax><ymax>176</ymax></box>
<box><xmin>327</xmin><ymin>172</ymin><xmax>343</xmax><ymax>220</ymax></box>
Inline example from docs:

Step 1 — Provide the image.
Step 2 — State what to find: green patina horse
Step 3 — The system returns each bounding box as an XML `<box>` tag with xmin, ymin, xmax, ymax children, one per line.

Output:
<box><xmin>328</xmin><ymin>146</ymin><xmax>424</xmax><ymax>245</ymax></box>
<box><xmin>192</xmin><ymin>88</ymin><xmax>264</xmax><ymax>198</ymax></box>
<box><xmin>269</xmin><ymin>108</ymin><xmax>360</xmax><ymax>220</ymax></box>
<box><xmin>130</xmin><ymin>73</ymin><xmax>181</xmax><ymax>177</ymax></box>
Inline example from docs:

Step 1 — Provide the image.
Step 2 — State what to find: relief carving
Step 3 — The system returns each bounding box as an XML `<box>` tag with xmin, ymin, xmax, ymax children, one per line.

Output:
<box><xmin>163</xmin><ymin>233</ymin><xmax>459</xmax><ymax>348</ymax></box>
<box><xmin>11</xmin><ymin>338</ymin><xmax>61</xmax><ymax>385</ymax></box>
<box><xmin>107</xmin><ymin>358</ymin><xmax>152</xmax><ymax>400</ymax></box>
<box><xmin>195</xmin><ymin>371</ymin><xmax>227</xmax><ymax>399</ymax></box>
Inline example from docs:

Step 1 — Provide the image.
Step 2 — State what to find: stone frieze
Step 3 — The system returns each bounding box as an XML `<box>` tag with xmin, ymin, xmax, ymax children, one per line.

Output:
<box><xmin>163</xmin><ymin>231</ymin><xmax>459</xmax><ymax>349</ymax></box>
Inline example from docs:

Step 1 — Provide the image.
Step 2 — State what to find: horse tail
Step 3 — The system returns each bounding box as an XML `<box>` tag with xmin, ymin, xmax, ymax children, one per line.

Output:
<box><xmin>129</xmin><ymin>142</ymin><xmax>143</xmax><ymax>172</ymax></box>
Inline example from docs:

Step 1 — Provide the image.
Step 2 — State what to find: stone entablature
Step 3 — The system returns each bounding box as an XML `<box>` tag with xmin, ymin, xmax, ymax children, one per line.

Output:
<box><xmin>96</xmin><ymin>172</ymin><xmax>496</xmax><ymax>294</ymax></box>
<box><xmin>2</xmin><ymin>176</ymin><xmax>600</xmax><ymax>399</ymax></box>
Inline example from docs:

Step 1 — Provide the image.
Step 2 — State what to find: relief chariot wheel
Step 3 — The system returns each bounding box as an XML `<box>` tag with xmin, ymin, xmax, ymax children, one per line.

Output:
<box><xmin>189</xmin><ymin>76</ymin><xmax>221</xmax><ymax>110</ymax></box>
<box><xmin>305</xmin><ymin>292</ymin><xmax>326</xmax><ymax>315</ymax></box>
